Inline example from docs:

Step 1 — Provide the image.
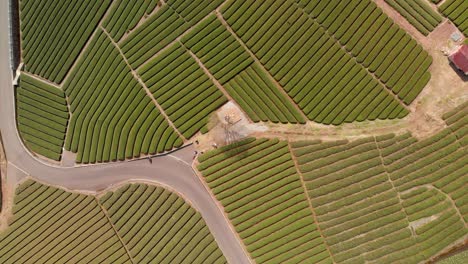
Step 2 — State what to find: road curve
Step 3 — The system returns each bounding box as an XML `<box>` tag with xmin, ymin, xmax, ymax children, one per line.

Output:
<box><xmin>0</xmin><ymin>0</ymin><xmax>250</xmax><ymax>263</ymax></box>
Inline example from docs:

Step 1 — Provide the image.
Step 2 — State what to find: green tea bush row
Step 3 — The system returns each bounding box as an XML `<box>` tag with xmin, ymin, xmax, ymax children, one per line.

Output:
<box><xmin>197</xmin><ymin>138</ymin><xmax>332</xmax><ymax>263</ymax></box>
<box><xmin>19</xmin><ymin>0</ymin><xmax>111</xmax><ymax>83</ymax></box>
<box><xmin>103</xmin><ymin>0</ymin><xmax>158</xmax><ymax>42</ymax></box>
<box><xmin>102</xmin><ymin>183</ymin><xmax>227</xmax><ymax>263</ymax></box>
<box><xmin>138</xmin><ymin>43</ymin><xmax>227</xmax><ymax>139</ymax></box>
<box><xmin>385</xmin><ymin>0</ymin><xmax>442</xmax><ymax>35</ymax></box>
<box><xmin>63</xmin><ymin>30</ymin><xmax>181</xmax><ymax>163</ymax></box>
<box><xmin>16</xmin><ymin>74</ymin><xmax>69</xmax><ymax>161</ymax></box>
<box><xmin>439</xmin><ymin>0</ymin><xmax>468</xmax><ymax>36</ymax></box>
<box><xmin>0</xmin><ymin>181</ymin><xmax>130</xmax><ymax>263</ymax></box>
<box><xmin>222</xmin><ymin>0</ymin><xmax>407</xmax><ymax>125</ymax></box>
<box><xmin>296</xmin><ymin>0</ymin><xmax>432</xmax><ymax>104</ymax></box>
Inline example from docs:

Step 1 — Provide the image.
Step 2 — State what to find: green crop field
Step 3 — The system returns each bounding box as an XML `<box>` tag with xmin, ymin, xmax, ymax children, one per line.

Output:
<box><xmin>296</xmin><ymin>0</ymin><xmax>433</xmax><ymax>104</ymax></box>
<box><xmin>100</xmin><ymin>184</ymin><xmax>226</xmax><ymax>263</ymax></box>
<box><xmin>0</xmin><ymin>180</ymin><xmax>226</xmax><ymax>263</ymax></box>
<box><xmin>102</xmin><ymin>0</ymin><xmax>159</xmax><ymax>42</ymax></box>
<box><xmin>138</xmin><ymin>42</ymin><xmax>227</xmax><ymax>138</ymax></box>
<box><xmin>221</xmin><ymin>0</ymin><xmax>410</xmax><ymax>125</ymax></box>
<box><xmin>198</xmin><ymin>138</ymin><xmax>332</xmax><ymax>264</ymax></box>
<box><xmin>385</xmin><ymin>0</ymin><xmax>443</xmax><ymax>35</ymax></box>
<box><xmin>19</xmin><ymin>0</ymin><xmax>112</xmax><ymax>83</ymax></box>
<box><xmin>63</xmin><ymin>29</ymin><xmax>182</xmax><ymax>163</ymax></box>
<box><xmin>17</xmin><ymin>0</ymin><xmax>445</xmax><ymax>161</ymax></box>
<box><xmin>439</xmin><ymin>0</ymin><xmax>468</xmax><ymax>36</ymax></box>
<box><xmin>16</xmin><ymin>74</ymin><xmax>69</xmax><ymax>161</ymax></box>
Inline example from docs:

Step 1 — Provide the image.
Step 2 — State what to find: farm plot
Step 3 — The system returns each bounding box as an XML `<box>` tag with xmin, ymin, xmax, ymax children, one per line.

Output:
<box><xmin>103</xmin><ymin>0</ymin><xmax>159</xmax><ymax>42</ymax></box>
<box><xmin>439</xmin><ymin>0</ymin><xmax>468</xmax><ymax>36</ymax></box>
<box><xmin>138</xmin><ymin>42</ymin><xmax>227</xmax><ymax>138</ymax></box>
<box><xmin>0</xmin><ymin>180</ymin><xmax>131</xmax><ymax>263</ymax></box>
<box><xmin>63</xmin><ymin>29</ymin><xmax>181</xmax><ymax>164</ymax></box>
<box><xmin>378</xmin><ymin>130</ymin><xmax>467</xmax><ymax>222</ymax></box>
<box><xmin>181</xmin><ymin>14</ymin><xmax>254</xmax><ymax>85</ymax></box>
<box><xmin>224</xmin><ymin>63</ymin><xmax>306</xmax><ymax>124</ymax></box>
<box><xmin>19</xmin><ymin>0</ymin><xmax>111</xmax><ymax>83</ymax></box>
<box><xmin>181</xmin><ymin>14</ymin><xmax>304</xmax><ymax>124</ymax></box>
<box><xmin>100</xmin><ymin>184</ymin><xmax>227</xmax><ymax>264</ymax></box>
<box><xmin>120</xmin><ymin>0</ymin><xmax>224</xmax><ymax>69</ymax></box>
<box><xmin>291</xmin><ymin>137</ymin><xmax>411</xmax><ymax>264</ymax></box>
<box><xmin>291</xmin><ymin>131</ymin><xmax>468</xmax><ymax>263</ymax></box>
<box><xmin>16</xmin><ymin>74</ymin><xmax>69</xmax><ymax>161</ymax></box>
<box><xmin>384</xmin><ymin>0</ymin><xmax>442</xmax><ymax>35</ymax></box>
<box><xmin>197</xmin><ymin>138</ymin><xmax>332</xmax><ymax>264</ymax></box>
<box><xmin>296</xmin><ymin>0</ymin><xmax>433</xmax><ymax>104</ymax></box>
<box><xmin>221</xmin><ymin>0</ymin><xmax>408</xmax><ymax>125</ymax></box>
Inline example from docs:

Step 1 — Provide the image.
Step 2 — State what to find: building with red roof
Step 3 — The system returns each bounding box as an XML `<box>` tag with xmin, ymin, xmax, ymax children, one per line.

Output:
<box><xmin>449</xmin><ymin>44</ymin><xmax>468</xmax><ymax>75</ymax></box>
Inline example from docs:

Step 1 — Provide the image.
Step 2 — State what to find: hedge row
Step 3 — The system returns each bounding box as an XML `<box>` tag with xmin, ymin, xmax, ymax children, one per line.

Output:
<box><xmin>439</xmin><ymin>0</ymin><xmax>468</xmax><ymax>36</ymax></box>
<box><xmin>63</xmin><ymin>30</ymin><xmax>181</xmax><ymax>163</ymax></box>
<box><xmin>221</xmin><ymin>0</ymin><xmax>408</xmax><ymax>125</ymax></box>
<box><xmin>385</xmin><ymin>0</ymin><xmax>442</xmax><ymax>35</ymax></box>
<box><xmin>0</xmin><ymin>180</ymin><xmax>130</xmax><ymax>263</ymax></box>
<box><xmin>16</xmin><ymin>74</ymin><xmax>69</xmax><ymax>161</ymax></box>
<box><xmin>296</xmin><ymin>0</ymin><xmax>432</xmax><ymax>104</ymax></box>
<box><xmin>19</xmin><ymin>0</ymin><xmax>111</xmax><ymax>83</ymax></box>
<box><xmin>197</xmin><ymin>138</ymin><xmax>332</xmax><ymax>264</ymax></box>
<box><xmin>103</xmin><ymin>0</ymin><xmax>159</xmax><ymax>42</ymax></box>
<box><xmin>101</xmin><ymin>184</ymin><xmax>227</xmax><ymax>263</ymax></box>
<box><xmin>138</xmin><ymin>42</ymin><xmax>227</xmax><ymax>139</ymax></box>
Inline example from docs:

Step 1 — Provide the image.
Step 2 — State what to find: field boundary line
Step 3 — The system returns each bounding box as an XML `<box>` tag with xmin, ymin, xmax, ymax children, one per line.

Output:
<box><xmin>190</xmin><ymin>159</ymin><xmax>254</xmax><ymax>264</ymax></box>
<box><xmin>100</xmin><ymin>26</ymin><xmax>185</xmax><ymax>141</ymax></box>
<box><xmin>96</xmin><ymin>198</ymin><xmax>135</xmax><ymax>264</ymax></box>
<box><xmin>294</xmin><ymin>3</ymin><xmax>411</xmax><ymax>110</ymax></box>
<box><xmin>216</xmin><ymin>11</ymin><xmax>309</xmax><ymax>122</ymax></box>
<box><xmin>373</xmin><ymin>136</ymin><xmax>415</xmax><ymax>236</ymax></box>
<box><xmin>287</xmin><ymin>142</ymin><xmax>336</xmax><ymax>264</ymax></box>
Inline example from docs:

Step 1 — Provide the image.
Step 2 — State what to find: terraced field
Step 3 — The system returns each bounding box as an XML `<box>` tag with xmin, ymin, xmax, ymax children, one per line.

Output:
<box><xmin>384</xmin><ymin>0</ymin><xmax>442</xmax><ymax>35</ymax></box>
<box><xmin>0</xmin><ymin>180</ymin><xmax>226</xmax><ymax>264</ymax></box>
<box><xmin>439</xmin><ymin>0</ymin><xmax>468</xmax><ymax>36</ymax></box>
<box><xmin>16</xmin><ymin>74</ymin><xmax>69</xmax><ymax>161</ymax></box>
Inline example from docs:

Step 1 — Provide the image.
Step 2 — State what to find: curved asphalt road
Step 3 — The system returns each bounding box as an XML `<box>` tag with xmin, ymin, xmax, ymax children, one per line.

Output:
<box><xmin>0</xmin><ymin>0</ymin><xmax>250</xmax><ymax>263</ymax></box>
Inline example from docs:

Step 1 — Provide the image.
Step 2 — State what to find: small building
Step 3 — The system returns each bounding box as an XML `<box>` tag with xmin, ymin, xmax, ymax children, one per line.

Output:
<box><xmin>449</xmin><ymin>44</ymin><xmax>468</xmax><ymax>75</ymax></box>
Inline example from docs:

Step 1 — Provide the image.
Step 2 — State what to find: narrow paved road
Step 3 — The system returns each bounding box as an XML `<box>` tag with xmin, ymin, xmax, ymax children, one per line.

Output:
<box><xmin>0</xmin><ymin>0</ymin><xmax>250</xmax><ymax>263</ymax></box>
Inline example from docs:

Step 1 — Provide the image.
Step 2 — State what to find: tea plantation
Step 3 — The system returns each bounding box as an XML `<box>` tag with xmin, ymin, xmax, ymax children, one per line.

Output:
<box><xmin>15</xmin><ymin>0</ymin><xmax>441</xmax><ymax>162</ymax></box>
<box><xmin>11</xmin><ymin>0</ymin><xmax>467</xmax><ymax>262</ymax></box>
<box><xmin>0</xmin><ymin>180</ymin><xmax>226</xmax><ymax>263</ymax></box>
